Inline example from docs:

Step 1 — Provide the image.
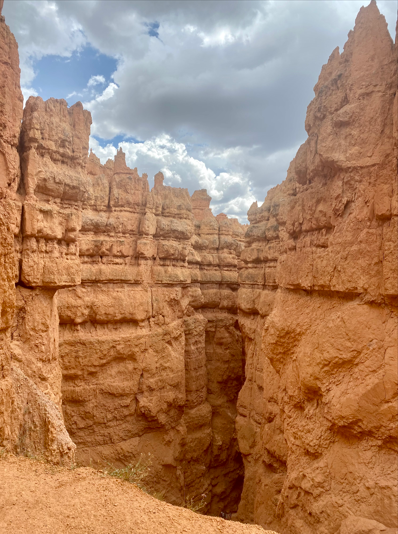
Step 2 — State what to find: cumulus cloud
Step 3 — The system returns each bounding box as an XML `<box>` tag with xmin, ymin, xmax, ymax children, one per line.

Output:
<box><xmin>3</xmin><ymin>0</ymin><xmax>86</xmax><ymax>97</ymax></box>
<box><xmin>83</xmin><ymin>81</ymin><xmax>118</xmax><ymax>114</ymax></box>
<box><xmin>4</xmin><ymin>0</ymin><xmax>396</xmax><ymax>221</ymax></box>
<box><xmin>89</xmin><ymin>133</ymin><xmax>255</xmax><ymax>221</ymax></box>
<box><xmin>87</xmin><ymin>74</ymin><xmax>106</xmax><ymax>87</ymax></box>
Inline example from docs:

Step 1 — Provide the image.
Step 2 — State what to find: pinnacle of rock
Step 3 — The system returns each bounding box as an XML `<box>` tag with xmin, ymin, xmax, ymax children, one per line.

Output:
<box><xmin>0</xmin><ymin>3</ymin><xmax>396</xmax><ymax>534</ymax></box>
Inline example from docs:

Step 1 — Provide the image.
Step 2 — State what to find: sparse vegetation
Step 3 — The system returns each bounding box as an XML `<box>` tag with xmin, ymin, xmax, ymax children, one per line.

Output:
<box><xmin>103</xmin><ymin>453</ymin><xmax>152</xmax><ymax>492</ymax></box>
<box><xmin>2</xmin><ymin>449</ymin><xmax>207</xmax><ymax>514</ymax></box>
<box><xmin>184</xmin><ymin>493</ymin><xmax>208</xmax><ymax>514</ymax></box>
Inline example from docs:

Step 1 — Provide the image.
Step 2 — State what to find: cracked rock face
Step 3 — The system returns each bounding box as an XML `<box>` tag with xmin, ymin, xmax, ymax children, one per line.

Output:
<box><xmin>0</xmin><ymin>1</ymin><xmax>397</xmax><ymax>532</ymax></box>
<box><xmin>0</xmin><ymin>3</ymin><xmax>75</xmax><ymax>465</ymax></box>
<box><xmin>0</xmin><ymin>5</ymin><xmax>246</xmax><ymax>508</ymax></box>
<box><xmin>236</xmin><ymin>3</ymin><xmax>397</xmax><ymax>533</ymax></box>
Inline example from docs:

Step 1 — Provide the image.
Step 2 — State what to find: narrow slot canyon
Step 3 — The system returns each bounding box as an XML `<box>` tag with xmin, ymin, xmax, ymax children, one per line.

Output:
<box><xmin>58</xmin><ymin>276</ymin><xmax>247</xmax><ymax>516</ymax></box>
<box><xmin>0</xmin><ymin>1</ymin><xmax>397</xmax><ymax>534</ymax></box>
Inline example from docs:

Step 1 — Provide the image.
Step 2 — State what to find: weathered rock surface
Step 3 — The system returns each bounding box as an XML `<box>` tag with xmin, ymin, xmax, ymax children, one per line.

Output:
<box><xmin>0</xmin><ymin>3</ymin><xmax>75</xmax><ymax>464</ymax></box>
<box><xmin>0</xmin><ymin>1</ymin><xmax>396</xmax><ymax>532</ymax></box>
<box><xmin>0</xmin><ymin>0</ymin><xmax>22</xmax><ymax>192</ymax></box>
<box><xmin>54</xmin><ymin>151</ymin><xmax>245</xmax><ymax>513</ymax></box>
<box><xmin>236</xmin><ymin>3</ymin><xmax>397</xmax><ymax>533</ymax></box>
<box><xmin>6</xmin><ymin>78</ymin><xmax>246</xmax><ymax>511</ymax></box>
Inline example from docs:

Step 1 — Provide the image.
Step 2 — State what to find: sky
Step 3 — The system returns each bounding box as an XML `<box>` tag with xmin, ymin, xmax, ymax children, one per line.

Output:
<box><xmin>3</xmin><ymin>0</ymin><xmax>397</xmax><ymax>222</ymax></box>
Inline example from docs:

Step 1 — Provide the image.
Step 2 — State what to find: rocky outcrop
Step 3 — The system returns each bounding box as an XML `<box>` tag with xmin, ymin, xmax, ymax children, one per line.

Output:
<box><xmin>236</xmin><ymin>3</ymin><xmax>397</xmax><ymax>533</ymax></box>
<box><xmin>15</xmin><ymin>93</ymin><xmax>246</xmax><ymax>511</ymax></box>
<box><xmin>0</xmin><ymin>1</ymin><xmax>396</xmax><ymax>532</ymax></box>
<box><xmin>0</xmin><ymin>0</ymin><xmax>22</xmax><ymax>192</ymax></box>
<box><xmin>0</xmin><ymin>4</ymin><xmax>75</xmax><ymax>464</ymax></box>
<box><xmin>190</xmin><ymin>202</ymin><xmax>246</xmax><ymax>514</ymax></box>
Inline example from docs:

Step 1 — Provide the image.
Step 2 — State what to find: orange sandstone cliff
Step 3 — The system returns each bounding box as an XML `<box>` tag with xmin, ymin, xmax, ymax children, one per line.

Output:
<box><xmin>0</xmin><ymin>0</ymin><xmax>246</xmax><ymax>512</ymax></box>
<box><xmin>236</xmin><ymin>3</ymin><xmax>397</xmax><ymax>533</ymax></box>
<box><xmin>0</xmin><ymin>1</ymin><xmax>397</xmax><ymax>533</ymax></box>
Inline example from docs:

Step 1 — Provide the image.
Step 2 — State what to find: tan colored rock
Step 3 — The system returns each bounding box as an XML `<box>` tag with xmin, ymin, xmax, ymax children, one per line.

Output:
<box><xmin>0</xmin><ymin>455</ymin><xmax>277</xmax><ymax>534</ymax></box>
<box><xmin>0</xmin><ymin>1</ymin><xmax>23</xmax><ymax>192</ymax></box>
<box><xmin>0</xmin><ymin>8</ymin><xmax>74</xmax><ymax>464</ymax></box>
<box><xmin>192</xmin><ymin>189</ymin><xmax>213</xmax><ymax>221</ymax></box>
<box><xmin>338</xmin><ymin>516</ymin><xmax>398</xmax><ymax>534</ymax></box>
<box><xmin>236</xmin><ymin>3</ymin><xmax>397</xmax><ymax>533</ymax></box>
<box><xmin>0</xmin><ymin>1</ymin><xmax>396</xmax><ymax>531</ymax></box>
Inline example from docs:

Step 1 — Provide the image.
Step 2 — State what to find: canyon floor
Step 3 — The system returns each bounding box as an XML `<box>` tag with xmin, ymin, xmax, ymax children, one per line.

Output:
<box><xmin>0</xmin><ymin>455</ymin><xmax>276</xmax><ymax>534</ymax></box>
<box><xmin>0</xmin><ymin>1</ymin><xmax>397</xmax><ymax>533</ymax></box>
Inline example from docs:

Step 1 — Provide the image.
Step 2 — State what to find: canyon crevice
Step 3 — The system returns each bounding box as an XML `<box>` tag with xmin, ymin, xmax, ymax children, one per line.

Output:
<box><xmin>0</xmin><ymin>1</ymin><xmax>397</xmax><ymax>533</ymax></box>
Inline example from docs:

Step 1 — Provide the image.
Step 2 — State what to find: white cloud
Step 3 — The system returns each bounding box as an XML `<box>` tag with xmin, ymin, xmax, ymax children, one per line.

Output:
<box><xmin>89</xmin><ymin>133</ymin><xmax>254</xmax><ymax>221</ymax></box>
<box><xmin>4</xmin><ymin>0</ymin><xmax>86</xmax><ymax>95</ymax></box>
<box><xmin>89</xmin><ymin>136</ymin><xmax>118</xmax><ymax>163</ymax></box>
<box><xmin>84</xmin><ymin>82</ymin><xmax>118</xmax><ymax>109</ymax></box>
<box><xmin>87</xmin><ymin>74</ymin><xmax>106</xmax><ymax>87</ymax></box>
<box><xmin>21</xmin><ymin>85</ymin><xmax>39</xmax><ymax>104</ymax></box>
<box><xmin>4</xmin><ymin>0</ymin><xmax>396</xmax><ymax>222</ymax></box>
<box><xmin>66</xmin><ymin>90</ymin><xmax>82</xmax><ymax>100</ymax></box>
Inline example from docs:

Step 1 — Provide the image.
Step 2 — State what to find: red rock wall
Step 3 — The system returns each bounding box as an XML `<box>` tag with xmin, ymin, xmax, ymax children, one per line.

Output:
<box><xmin>0</xmin><ymin>5</ymin><xmax>75</xmax><ymax>463</ymax></box>
<box><xmin>0</xmin><ymin>1</ymin><xmax>397</xmax><ymax>531</ymax></box>
<box><xmin>17</xmin><ymin>104</ymin><xmax>246</xmax><ymax>512</ymax></box>
<box><xmin>190</xmin><ymin>199</ymin><xmax>246</xmax><ymax>514</ymax></box>
<box><xmin>236</xmin><ymin>3</ymin><xmax>398</xmax><ymax>533</ymax></box>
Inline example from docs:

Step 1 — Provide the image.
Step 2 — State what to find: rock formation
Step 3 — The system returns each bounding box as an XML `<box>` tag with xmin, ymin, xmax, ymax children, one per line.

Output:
<box><xmin>0</xmin><ymin>1</ymin><xmax>76</xmax><ymax>464</ymax></box>
<box><xmin>0</xmin><ymin>1</ymin><xmax>397</xmax><ymax>533</ymax></box>
<box><xmin>235</xmin><ymin>3</ymin><xmax>398</xmax><ymax>533</ymax></box>
<box><xmin>0</xmin><ymin>1</ymin><xmax>246</xmax><ymax>511</ymax></box>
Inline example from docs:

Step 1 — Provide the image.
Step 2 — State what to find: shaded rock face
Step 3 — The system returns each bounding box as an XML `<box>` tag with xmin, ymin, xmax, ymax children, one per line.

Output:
<box><xmin>236</xmin><ymin>3</ymin><xmax>398</xmax><ymax>533</ymax></box>
<box><xmin>0</xmin><ymin>1</ymin><xmax>397</xmax><ymax>532</ymax></box>
<box><xmin>0</xmin><ymin>3</ymin><xmax>75</xmax><ymax>464</ymax></box>
<box><xmin>0</xmin><ymin>3</ymin><xmax>246</xmax><ymax>509</ymax></box>
<box><xmin>54</xmin><ymin>149</ymin><xmax>245</xmax><ymax>512</ymax></box>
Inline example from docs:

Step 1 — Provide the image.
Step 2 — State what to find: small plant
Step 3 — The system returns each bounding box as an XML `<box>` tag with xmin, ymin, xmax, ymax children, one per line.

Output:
<box><xmin>68</xmin><ymin>462</ymin><xmax>80</xmax><ymax>471</ymax></box>
<box><xmin>151</xmin><ymin>490</ymin><xmax>166</xmax><ymax>502</ymax></box>
<box><xmin>0</xmin><ymin>447</ymin><xmax>7</xmax><ymax>459</ymax></box>
<box><xmin>23</xmin><ymin>451</ymin><xmax>41</xmax><ymax>461</ymax></box>
<box><xmin>105</xmin><ymin>453</ymin><xmax>152</xmax><ymax>491</ymax></box>
<box><xmin>184</xmin><ymin>493</ymin><xmax>207</xmax><ymax>514</ymax></box>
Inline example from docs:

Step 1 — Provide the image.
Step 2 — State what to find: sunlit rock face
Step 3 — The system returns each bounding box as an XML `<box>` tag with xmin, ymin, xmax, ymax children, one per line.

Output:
<box><xmin>17</xmin><ymin>101</ymin><xmax>247</xmax><ymax>511</ymax></box>
<box><xmin>236</xmin><ymin>3</ymin><xmax>398</xmax><ymax>533</ymax></box>
<box><xmin>1</xmin><ymin>51</ymin><xmax>246</xmax><ymax>509</ymax></box>
<box><xmin>0</xmin><ymin>0</ymin><xmax>397</xmax><ymax>531</ymax></box>
<box><xmin>0</xmin><ymin>1</ymin><xmax>75</xmax><ymax>465</ymax></box>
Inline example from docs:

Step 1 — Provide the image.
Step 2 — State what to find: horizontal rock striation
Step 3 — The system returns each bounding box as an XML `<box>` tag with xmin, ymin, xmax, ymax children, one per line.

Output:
<box><xmin>0</xmin><ymin>3</ymin><xmax>75</xmax><ymax>464</ymax></box>
<box><xmin>0</xmin><ymin>1</ymin><xmax>246</xmax><ymax>508</ymax></box>
<box><xmin>17</xmin><ymin>97</ymin><xmax>246</xmax><ymax>511</ymax></box>
<box><xmin>0</xmin><ymin>1</ymin><xmax>396</xmax><ymax>532</ymax></box>
<box><xmin>236</xmin><ymin>3</ymin><xmax>398</xmax><ymax>533</ymax></box>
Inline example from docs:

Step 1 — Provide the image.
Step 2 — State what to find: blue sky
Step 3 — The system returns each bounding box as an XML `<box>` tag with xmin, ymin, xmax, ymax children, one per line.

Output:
<box><xmin>33</xmin><ymin>46</ymin><xmax>117</xmax><ymax>105</ymax></box>
<box><xmin>3</xmin><ymin>0</ymin><xmax>397</xmax><ymax>221</ymax></box>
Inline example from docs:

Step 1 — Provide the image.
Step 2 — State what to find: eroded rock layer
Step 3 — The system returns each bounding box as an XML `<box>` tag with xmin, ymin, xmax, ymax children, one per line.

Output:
<box><xmin>0</xmin><ymin>1</ymin><xmax>397</xmax><ymax>532</ymax></box>
<box><xmin>17</xmin><ymin>104</ymin><xmax>246</xmax><ymax>511</ymax></box>
<box><xmin>0</xmin><ymin>0</ymin><xmax>246</xmax><ymax>511</ymax></box>
<box><xmin>0</xmin><ymin>1</ymin><xmax>75</xmax><ymax>464</ymax></box>
<box><xmin>236</xmin><ymin>3</ymin><xmax>398</xmax><ymax>533</ymax></box>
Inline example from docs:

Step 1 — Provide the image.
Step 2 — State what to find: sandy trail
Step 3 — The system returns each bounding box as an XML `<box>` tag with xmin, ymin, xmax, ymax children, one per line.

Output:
<box><xmin>0</xmin><ymin>456</ymin><xmax>277</xmax><ymax>534</ymax></box>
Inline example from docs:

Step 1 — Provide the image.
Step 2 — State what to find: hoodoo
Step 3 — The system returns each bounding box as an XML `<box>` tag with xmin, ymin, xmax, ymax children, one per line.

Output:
<box><xmin>0</xmin><ymin>1</ymin><xmax>396</xmax><ymax>533</ymax></box>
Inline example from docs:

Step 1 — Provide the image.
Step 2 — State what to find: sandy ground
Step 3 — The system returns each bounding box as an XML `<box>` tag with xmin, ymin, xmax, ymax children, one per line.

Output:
<box><xmin>0</xmin><ymin>455</ymin><xmax>277</xmax><ymax>534</ymax></box>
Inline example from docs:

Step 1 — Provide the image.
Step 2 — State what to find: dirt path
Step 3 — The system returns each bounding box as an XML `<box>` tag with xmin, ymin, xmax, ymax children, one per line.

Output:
<box><xmin>0</xmin><ymin>456</ymin><xmax>277</xmax><ymax>534</ymax></box>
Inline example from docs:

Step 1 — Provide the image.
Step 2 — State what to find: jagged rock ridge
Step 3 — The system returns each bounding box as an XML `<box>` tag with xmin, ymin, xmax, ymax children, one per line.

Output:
<box><xmin>0</xmin><ymin>1</ymin><xmax>397</xmax><ymax>533</ymax></box>
<box><xmin>0</xmin><ymin>1</ymin><xmax>246</xmax><ymax>512</ymax></box>
<box><xmin>235</xmin><ymin>3</ymin><xmax>397</xmax><ymax>533</ymax></box>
